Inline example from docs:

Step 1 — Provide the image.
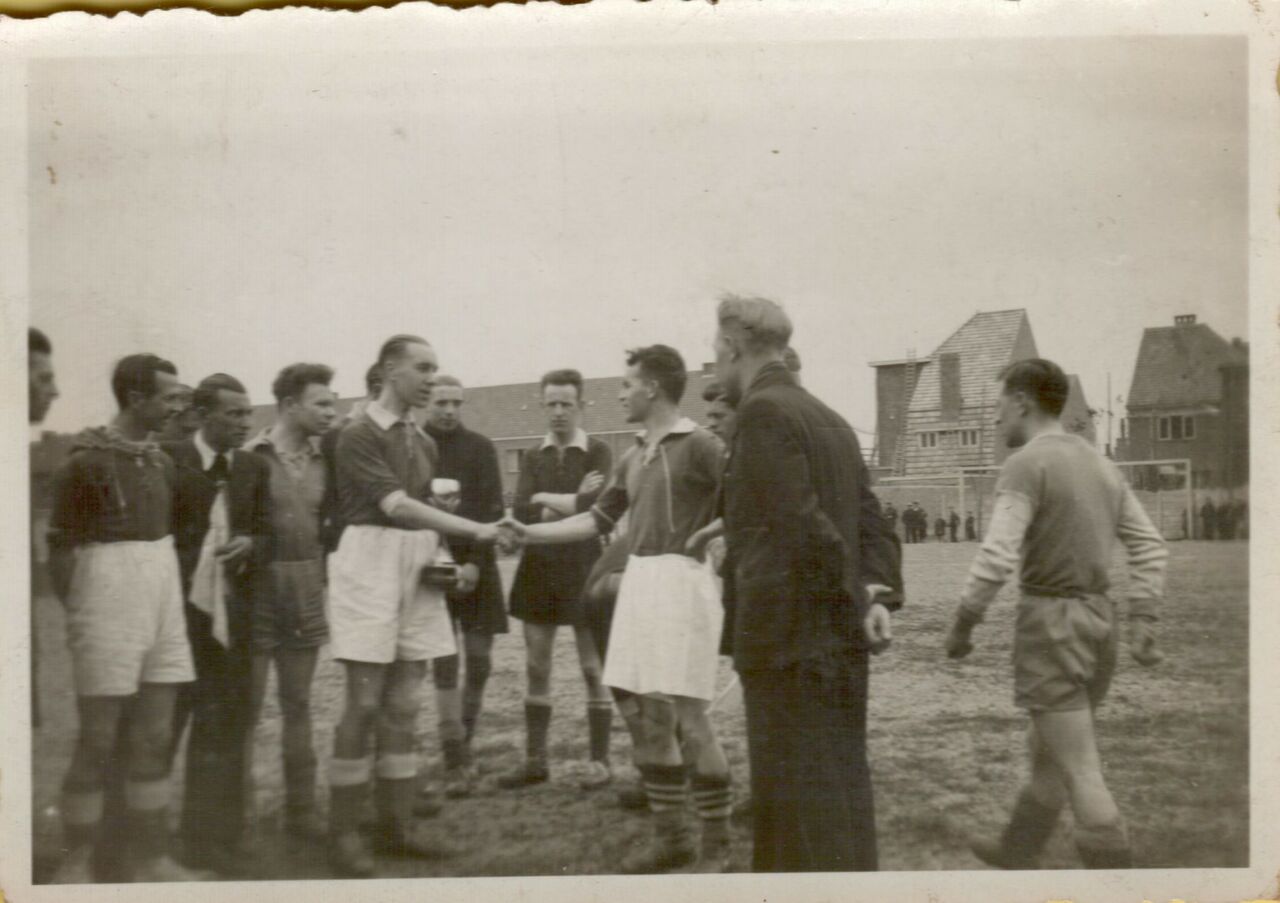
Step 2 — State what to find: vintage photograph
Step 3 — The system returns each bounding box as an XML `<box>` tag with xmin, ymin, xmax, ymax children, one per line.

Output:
<box><xmin>5</xmin><ymin>5</ymin><xmax>1273</xmax><ymax>901</ymax></box>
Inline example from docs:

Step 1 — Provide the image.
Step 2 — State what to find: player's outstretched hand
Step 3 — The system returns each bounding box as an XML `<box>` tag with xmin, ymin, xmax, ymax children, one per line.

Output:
<box><xmin>1128</xmin><ymin>616</ymin><xmax>1163</xmax><ymax>667</ymax></box>
<box><xmin>496</xmin><ymin>517</ymin><xmax>526</xmax><ymax>555</ymax></box>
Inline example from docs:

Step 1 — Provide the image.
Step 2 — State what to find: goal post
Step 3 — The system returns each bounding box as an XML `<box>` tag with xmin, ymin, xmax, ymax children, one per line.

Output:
<box><xmin>873</xmin><ymin>459</ymin><xmax>1193</xmax><ymax>541</ymax></box>
<box><xmin>1112</xmin><ymin>458</ymin><xmax>1193</xmax><ymax>540</ymax></box>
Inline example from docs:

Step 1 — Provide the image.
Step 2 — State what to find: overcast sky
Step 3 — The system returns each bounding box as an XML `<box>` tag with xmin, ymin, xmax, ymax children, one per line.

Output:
<box><xmin>28</xmin><ymin>36</ymin><xmax>1246</xmax><ymax>448</ymax></box>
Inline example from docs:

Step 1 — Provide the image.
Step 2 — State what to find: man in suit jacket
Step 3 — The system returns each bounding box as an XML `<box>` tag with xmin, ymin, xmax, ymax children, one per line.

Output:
<box><xmin>163</xmin><ymin>373</ymin><xmax>271</xmax><ymax>874</ymax></box>
<box><xmin>712</xmin><ymin>294</ymin><xmax>903</xmax><ymax>873</ymax></box>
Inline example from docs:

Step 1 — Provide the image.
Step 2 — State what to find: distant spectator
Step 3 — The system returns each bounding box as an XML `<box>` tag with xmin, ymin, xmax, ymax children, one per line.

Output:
<box><xmin>1216</xmin><ymin>499</ymin><xmax>1236</xmax><ymax>540</ymax></box>
<box><xmin>883</xmin><ymin>503</ymin><xmax>899</xmax><ymax>538</ymax></box>
<box><xmin>964</xmin><ymin>511</ymin><xmax>976</xmax><ymax>541</ymax></box>
<box><xmin>948</xmin><ymin>509</ymin><xmax>960</xmax><ymax>543</ymax></box>
<box><xmin>1200</xmin><ymin>497</ymin><xmax>1217</xmax><ymax>540</ymax></box>
<box><xmin>934</xmin><ymin>516</ymin><xmax>947</xmax><ymax>542</ymax></box>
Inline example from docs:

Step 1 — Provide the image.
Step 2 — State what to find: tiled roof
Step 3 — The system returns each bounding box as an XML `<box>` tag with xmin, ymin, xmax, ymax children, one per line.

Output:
<box><xmin>909</xmin><ymin>309</ymin><xmax>1033</xmax><ymax>414</ymax></box>
<box><xmin>1125</xmin><ymin>322</ymin><xmax>1238</xmax><ymax>409</ymax></box>
<box><xmin>250</xmin><ymin>372</ymin><xmax>717</xmax><ymax>441</ymax></box>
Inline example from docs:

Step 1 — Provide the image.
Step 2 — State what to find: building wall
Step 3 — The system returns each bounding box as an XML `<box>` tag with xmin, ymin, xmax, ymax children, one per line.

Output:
<box><xmin>901</xmin><ymin>409</ymin><xmax>993</xmax><ymax>476</ymax></box>
<box><xmin>874</xmin><ymin>363</ymin><xmax>909</xmax><ymax>469</ymax></box>
<box><xmin>1123</xmin><ymin>409</ymin><xmax>1226</xmax><ymax>488</ymax></box>
<box><xmin>1219</xmin><ymin>364</ymin><xmax>1249</xmax><ymax>489</ymax></box>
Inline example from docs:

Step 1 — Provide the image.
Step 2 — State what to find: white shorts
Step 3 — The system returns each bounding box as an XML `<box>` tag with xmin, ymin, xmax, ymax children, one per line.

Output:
<box><xmin>326</xmin><ymin>525</ymin><xmax>456</xmax><ymax>664</ymax></box>
<box><xmin>603</xmin><ymin>553</ymin><xmax>724</xmax><ymax>701</ymax></box>
<box><xmin>65</xmin><ymin>536</ymin><xmax>195</xmax><ymax>696</ymax></box>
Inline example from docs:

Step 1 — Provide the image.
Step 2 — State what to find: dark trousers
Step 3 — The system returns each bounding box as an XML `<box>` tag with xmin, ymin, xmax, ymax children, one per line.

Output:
<box><xmin>741</xmin><ymin>648</ymin><xmax>877</xmax><ymax>872</ymax></box>
<box><xmin>172</xmin><ymin>604</ymin><xmax>255</xmax><ymax>852</ymax></box>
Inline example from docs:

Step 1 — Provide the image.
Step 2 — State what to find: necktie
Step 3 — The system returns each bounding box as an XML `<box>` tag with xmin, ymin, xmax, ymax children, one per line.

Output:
<box><xmin>208</xmin><ymin>451</ymin><xmax>229</xmax><ymax>483</ymax></box>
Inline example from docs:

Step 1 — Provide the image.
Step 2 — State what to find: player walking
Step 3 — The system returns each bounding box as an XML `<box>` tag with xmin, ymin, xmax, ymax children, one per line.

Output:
<box><xmin>945</xmin><ymin>358</ymin><xmax>1168</xmax><ymax>869</ymax></box>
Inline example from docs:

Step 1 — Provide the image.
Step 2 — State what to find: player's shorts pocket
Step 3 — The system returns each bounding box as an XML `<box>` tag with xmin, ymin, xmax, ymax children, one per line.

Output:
<box><xmin>1043</xmin><ymin>595</ymin><xmax>1112</xmax><ymax>686</ymax></box>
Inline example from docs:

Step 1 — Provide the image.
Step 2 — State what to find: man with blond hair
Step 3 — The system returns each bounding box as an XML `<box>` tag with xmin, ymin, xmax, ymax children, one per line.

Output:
<box><xmin>710</xmin><ymin>294</ymin><xmax>902</xmax><ymax>872</ymax></box>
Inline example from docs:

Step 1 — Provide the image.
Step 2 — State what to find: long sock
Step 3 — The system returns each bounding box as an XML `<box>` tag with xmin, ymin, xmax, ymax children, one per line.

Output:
<box><xmin>374</xmin><ymin>754</ymin><xmax>419</xmax><ymax>831</ymax></box>
<box><xmin>61</xmin><ymin>786</ymin><xmax>104</xmax><ymax>851</ymax></box>
<box><xmin>1076</xmin><ymin>818</ymin><xmax>1132</xmax><ymax>869</ymax></box>
<box><xmin>588</xmin><ymin>701</ymin><xmax>613</xmax><ymax>764</ymax></box>
<box><xmin>526</xmin><ymin>700</ymin><xmax>552</xmax><ymax>765</ymax></box>
<box><xmin>284</xmin><ymin>751</ymin><xmax>318</xmax><ymax>817</ymax></box>
<box><xmin>462</xmin><ymin>653</ymin><xmax>492</xmax><ymax>743</ymax></box>
<box><xmin>438</xmin><ymin>686</ymin><xmax>466</xmax><ymax>771</ymax></box>
<box><xmin>1002</xmin><ymin>788</ymin><xmax>1061</xmax><ymax>859</ymax></box>
<box><xmin>124</xmin><ymin>778</ymin><xmax>171</xmax><ymax>862</ymax></box>
<box><xmin>643</xmin><ymin>764</ymin><xmax>689</xmax><ymax>817</ymax></box>
<box><xmin>328</xmin><ymin>756</ymin><xmax>373</xmax><ymax>839</ymax></box>
<box><xmin>691</xmin><ymin>772</ymin><xmax>733</xmax><ymax>847</ymax></box>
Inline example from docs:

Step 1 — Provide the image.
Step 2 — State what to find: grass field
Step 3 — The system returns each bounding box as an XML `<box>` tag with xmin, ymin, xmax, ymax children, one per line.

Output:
<box><xmin>31</xmin><ymin>540</ymin><xmax>1249</xmax><ymax>880</ymax></box>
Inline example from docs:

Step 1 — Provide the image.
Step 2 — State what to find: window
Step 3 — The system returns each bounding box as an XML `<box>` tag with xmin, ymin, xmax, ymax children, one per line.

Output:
<box><xmin>918</xmin><ymin>432</ymin><xmax>937</xmax><ymax>449</ymax></box>
<box><xmin>1158</xmin><ymin>415</ymin><xmax>1195</xmax><ymax>441</ymax></box>
<box><xmin>505</xmin><ymin>448</ymin><xmax>525</xmax><ymax>474</ymax></box>
<box><xmin>958</xmin><ymin>429</ymin><xmax>979</xmax><ymax>448</ymax></box>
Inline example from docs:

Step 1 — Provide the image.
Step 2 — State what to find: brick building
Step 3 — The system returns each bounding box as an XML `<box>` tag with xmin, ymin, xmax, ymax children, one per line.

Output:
<box><xmin>871</xmin><ymin>309</ymin><xmax>1095</xmax><ymax>477</ymax></box>
<box><xmin>1116</xmin><ymin>314</ymin><xmax>1249</xmax><ymax>493</ymax></box>
<box><xmin>250</xmin><ymin>368</ymin><xmax>718</xmax><ymax>497</ymax></box>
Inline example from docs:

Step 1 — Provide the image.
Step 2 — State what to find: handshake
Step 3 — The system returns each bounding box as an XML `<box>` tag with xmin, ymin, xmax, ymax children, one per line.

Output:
<box><xmin>476</xmin><ymin>517</ymin><xmax>527</xmax><ymax>556</ymax></box>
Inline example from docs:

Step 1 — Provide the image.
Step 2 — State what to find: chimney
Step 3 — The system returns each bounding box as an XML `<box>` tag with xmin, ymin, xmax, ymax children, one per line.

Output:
<box><xmin>1175</xmin><ymin>314</ymin><xmax>1197</xmax><ymax>327</ymax></box>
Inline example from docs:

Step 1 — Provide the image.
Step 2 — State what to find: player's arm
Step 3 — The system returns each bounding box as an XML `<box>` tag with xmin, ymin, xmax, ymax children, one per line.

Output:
<box><xmin>945</xmin><ymin>489</ymin><xmax>1034</xmax><ymax>659</ymax></box>
<box><xmin>46</xmin><ymin>455</ymin><xmax>90</xmax><ymax>604</ymax></box>
<box><xmin>854</xmin><ymin>434</ymin><xmax>904</xmax><ymax>609</ymax></box>
<box><xmin>511</xmin><ymin>471</ymin><xmax>628</xmax><ymax>546</ymax></box>
<box><xmin>1117</xmin><ymin>483</ymin><xmax>1169</xmax><ymax>666</ymax></box>
<box><xmin>339</xmin><ymin>427</ymin><xmax>499</xmax><ymax>543</ymax></box>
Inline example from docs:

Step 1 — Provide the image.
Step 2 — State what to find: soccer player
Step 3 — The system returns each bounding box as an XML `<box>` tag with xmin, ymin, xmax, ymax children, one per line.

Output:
<box><xmin>709</xmin><ymin>294</ymin><xmax>903</xmax><ymax>872</ymax></box>
<box><xmin>164</xmin><ymin>373</ymin><xmax>271</xmax><ymax>875</ymax></box>
<box><xmin>701</xmin><ymin>380</ymin><xmax>734</xmax><ymax>442</ymax></box>
<box><xmin>243</xmin><ymin>364</ymin><xmax>339</xmax><ymax>840</ymax></box>
<box><xmin>322</xmin><ymin>362</ymin><xmax>383</xmax><ymax>553</ymax></box>
<box><xmin>499</xmin><ymin>369</ymin><xmax>614</xmax><ymax>791</ymax></box>
<box><xmin>157</xmin><ymin>384</ymin><xmax>200</xmax><ymax>442</ymax></box>
<box><xmin>945</xmin><ymin>358</ymin><xmax>1168</xmax><ymax>870</ymax></box>
<box><xmin>421</xmin><ymin>375</ymin><xmax>508</xmax><ymax>798</ymax></box>
<box><xmin>504</xmin><ymin>345</ymin><xmax>734</xmax><ymax>873</ymax></box>
<box><xmin>46</xmin><ymin>353</ymin><xmax>200</xmax><ymax>883</ymax></box>
<box><xmin>326</xmin><ymin>334</ymin><xmax>502</xmax><ymax>877</ymax></box>
<box><xmin>29</xmin><ymin>328</ymin><xmax>59</xmax><ymax>732</ymax></box>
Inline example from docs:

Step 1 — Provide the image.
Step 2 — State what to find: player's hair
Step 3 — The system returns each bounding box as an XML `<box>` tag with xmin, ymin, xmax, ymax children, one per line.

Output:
<box><xmin>377</xmin><ymin>334</ymin><xmax>431</xmax><ymax>369</ymax></box>
<box><xmin>111</xmin><ymin>353</ymin><xmax>178</xmax><ymax>410</ymax></box>
<box><xmin>701</xmin><ymin>380</ymin><xmax>726</xmax><ymax>403</ymax></box>
<box><xmin>193</xmin><ymin>373</ymin><xmax>248</xmax><ymax>413</ymax></box>
<box><xmin>716</xmin><ymin>293</ymin><xmax>793</xmax><ymax>353</ymax></box>
<box><xmin>783</xmin><ymin>346</ymin><xmax>801</xmax><ymax>372</ymax></box>
<box><xmin>999</xmin><ymin>358</ymin><xmax>1069</xmax><ymax>418</ymax></box>
<box><xmin>364</xmin><ymin>362</ymin><xmax>383</xmax><ymax>396</ymax></box>
<box><xmin>433</xmin><ymin>374</ymin><xmax>464</xmax><ymax>390</ymax></box>
<box><xmin>540</xmin><ymin>368</ymin><xmax>584</xmax><ymax>400</ymax></box>
<box><xmin>29</xmin><ymin>328</ymin><xmax>52</xmax><ymax>357</ymax></box>
<box><xmin>272</xmin><ymin>363</ymin><xmax>335</xmax><ymax>406</ymax></box>
<box><xmin>626</xmin><ymin>344</ymin><xmax>687</xmax><ymax>404</ymax></box>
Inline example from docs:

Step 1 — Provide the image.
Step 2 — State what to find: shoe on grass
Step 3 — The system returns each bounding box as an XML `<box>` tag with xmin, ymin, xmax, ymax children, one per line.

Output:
<box><xmin>579</xmin><ymin>760</ymin><xmax>612</xmax><ymax>791</ymax></box>
<box><xmin>496</xmin><ymin>760</ymin><xmax>549</xmax><ymax>790</ymax></box>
